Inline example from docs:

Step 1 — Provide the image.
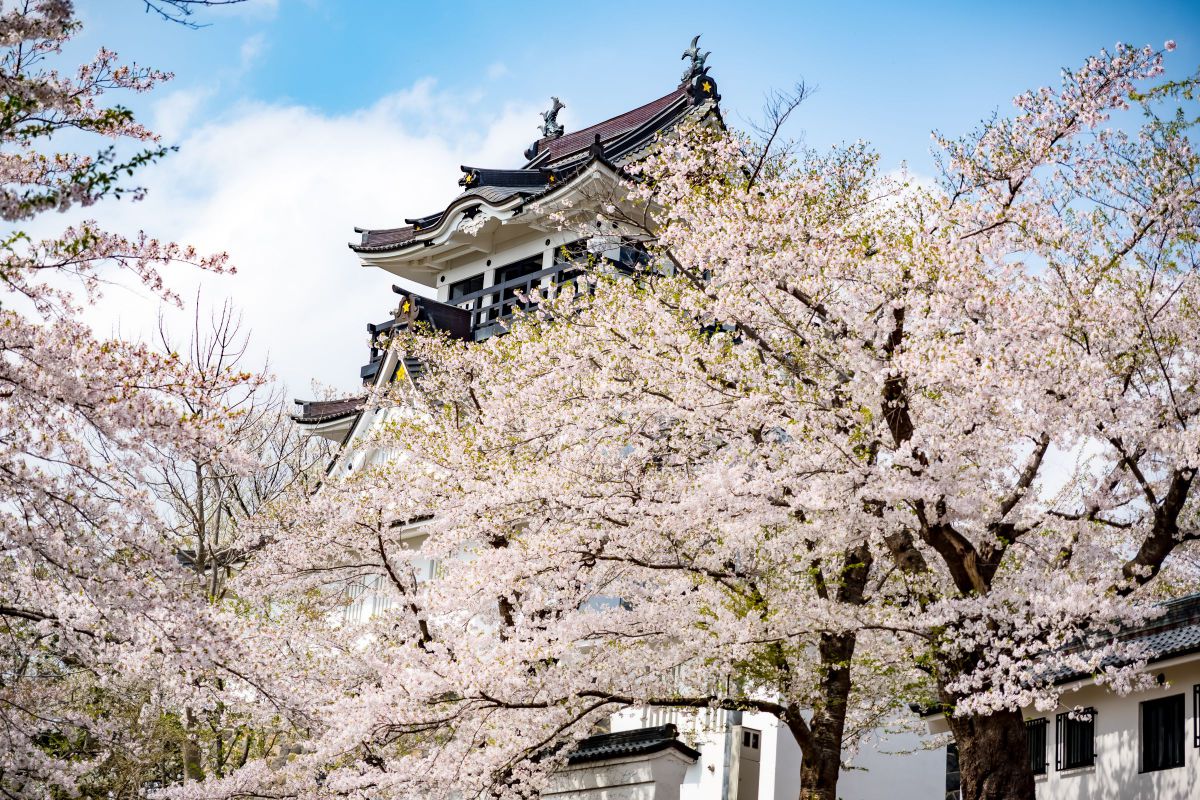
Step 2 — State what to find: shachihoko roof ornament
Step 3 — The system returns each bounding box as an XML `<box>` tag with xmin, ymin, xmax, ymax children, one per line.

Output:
<box><xmin>540</xmin><ymin>96</ymin><xmax>566</xmax><ymax>138</ymax></box>
<box><xmin>681</xmin><ymin>34</ymin><xmax>710</xmax><ymax>83</ymax></box>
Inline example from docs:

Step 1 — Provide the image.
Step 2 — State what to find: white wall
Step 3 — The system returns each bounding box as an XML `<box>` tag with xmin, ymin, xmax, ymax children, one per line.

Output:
<box><xmin>543</xmin><ymin>750</ymin><xmax>696</xmax><ymax>800</ymax></box>
<box><xmin>1028</xmin><ymin>658</ymin><xmax>1200</xmax><ymax>800</ymax></box>
<box><xmin>836</xmin><ymin>727</ymin><xmax>945</xmax><ymax>800</ymax></box>
<box><xmin>609</xmin><ymin>707</ymin><xmax>946</xmax><ymax>800</ymax></box>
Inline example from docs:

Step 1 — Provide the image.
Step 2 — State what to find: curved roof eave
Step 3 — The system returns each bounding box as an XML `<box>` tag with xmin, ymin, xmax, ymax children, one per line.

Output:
<box><xmin>350</xmin><ymin>192</ymin><xmax>528</xmax><ymax>255</ymax></box>
<box><xmin>355</xmin><ymin>159</ymin><xmax>625</xmax><ymax>260</ymax></box>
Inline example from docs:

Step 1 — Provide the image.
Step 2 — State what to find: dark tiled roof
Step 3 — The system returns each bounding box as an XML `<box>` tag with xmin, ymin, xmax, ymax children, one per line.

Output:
<box><xmin>526</xmin><ymin>86</ymin><xmax>691</xmax><ymax>168</ymax></box>
<box><xmin>292</xmin><ymin>396</ymin><xmax>366</xmax><ymax>424</ymax></box>
<box><xmin>459</xmin><ymin>185</ymin><xmax>537</xmax><ymax>205</ymax></box>
<box><xmin>355</xmin><ymin>225</ymin><xmax>418</xmax><ymax>253</ymax></box>
<box><xmin>567</xmin><ymin>724</ymin><xmax>701</xmax><ymax>765</ymax></box>
<box><xmin>911</xmin><ymin>594</ymin><xmax>1200</xmax><ymax>720</ymax></box>
<box><xmin>458</xmin><ymin>167</ymin><xmax>549</xmax><ymax>189</ymax></box>
<box><xmin>1049</xmin><ymin>593</ymin><xmax>1200</xmax><ymax>684</ymax></box>
<box><xmin>351</xmin><ymin>81</ymin><xmax>709</xmax><ymax>255</ymax></box>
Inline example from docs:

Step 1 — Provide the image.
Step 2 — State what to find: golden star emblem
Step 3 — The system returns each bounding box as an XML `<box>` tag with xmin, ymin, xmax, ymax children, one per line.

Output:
<box><xmin>702</xmin><ymin>80</ymin><xmax>712</xmax><ymax>93</ymax></box>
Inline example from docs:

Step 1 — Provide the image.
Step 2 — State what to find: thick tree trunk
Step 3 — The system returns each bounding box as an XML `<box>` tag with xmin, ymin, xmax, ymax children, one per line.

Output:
<box><xmin>798</xmin><ymin>748</ymin><xmax>840</xmax><ymax>800</ymax></box>
<box><xmin>793</xmin><ymin>544</ymin><xmax>872</xmax><ymax>800</ymax></box>
<box><xmin>796</xmin><ymin>630</ymin><xmax>854</xmax><ymax>800</ymax></box>
<box><xmin>945</xmin><ymin>707</ymin><xmax>1034</xmax><ymax>800</ymax></box>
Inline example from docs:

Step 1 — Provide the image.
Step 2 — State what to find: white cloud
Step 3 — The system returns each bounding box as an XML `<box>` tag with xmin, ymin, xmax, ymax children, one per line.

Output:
<box><xmin>83</xmin><ymin>81</ymin><xmax>539</xmax><ymax>396</ymax></box>
<box><xmin>486</xmin><ymin>62</ymin><xmax>509</xmax><ymax>81</ymax></box>
<box><xmin>239</xmin><ymin>33</ymin><xmax>267</xmax><ymax>71</ymax></box>
<box><xmin>152</xmin><ymin>86</ymin><xmax>215</xmax><ymax>142</ymax></box>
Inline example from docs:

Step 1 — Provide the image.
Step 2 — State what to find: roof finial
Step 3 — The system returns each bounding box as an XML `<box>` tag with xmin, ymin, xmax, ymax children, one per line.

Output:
<box><xmin>681</xmin><ymin>34</ymin><xmax>710</xmax><ymax>83</ymax></box>
<box><xmin>540</xmin><ymin>96</ymin><xmax>565</xmax><ymax>138</ymax></box>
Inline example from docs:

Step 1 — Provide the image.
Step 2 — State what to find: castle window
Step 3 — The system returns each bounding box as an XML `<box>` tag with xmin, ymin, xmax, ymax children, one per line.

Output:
<box><xmin>489</xmin><ymin>256</ymin><xmax>544</xmax><ymax>321</ymax></box>
<box><xmin>1056</xmin><ymin>708</ymin><xmax>1095</xmax><ymax>770</ymax></box>
<box><xmin>1026</xmin><ymin>718</ymin><xmax>1047</xmax><ymax>775</ymax></box>
<box><xmin>449</xmin><ymin>273</ymin><xmax>484</xmax><ymax>304</ymax></box>
<box><xmin>1141</xmin><ymin>694</ymin><xmax>1185</xmax><ymax>772</ymax></box>
<box><xmin>1193</xmin><ymin>684</ymin><xmax>1199</xmax><ymax>749</ymax></box>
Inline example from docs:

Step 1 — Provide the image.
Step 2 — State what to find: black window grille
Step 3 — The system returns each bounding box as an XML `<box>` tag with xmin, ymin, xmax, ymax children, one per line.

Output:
<box><xmin>448</xmin><ymin>273</ymin><xmax>484</xmax><ymax>302</ymax></box>
<box><xmin>1141</xmin><ymin>694</ymin><xmax>1185</xmax><ymax>772</ymax></box>
<box><xmin>1194</xmin><ymin>685</ymin><xmax>1200</xmax><ymax>749</ymax></box>
<box><xmin>1026</xmin><ymin>718</ymin><xmax>1048</xmax><ymax>775</ymax></box>
<box><xmin>489</xmin><ymin>256</ymin><xmax>543</xmax><ymax>320</ymax></box>
<box><xmin>1056</xmin><ymin>708</ymin><xmax>1096</xmax><ymax>770</ymax></box>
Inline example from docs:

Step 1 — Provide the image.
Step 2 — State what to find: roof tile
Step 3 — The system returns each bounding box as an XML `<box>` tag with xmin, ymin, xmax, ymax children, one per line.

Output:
<box><xmin>292</xmin><ymin>396</ymin><xmax>366</xmax><ymax>424</ymax></box>
<box><xmin>529</xmin><ymin>86</ymin><xmax>690</xmax><ymax>167</ymax></box>
<box><xmin>568</xmin><ymin>724</ymin><xmax>701</xmax><ymax>765</ymax></box>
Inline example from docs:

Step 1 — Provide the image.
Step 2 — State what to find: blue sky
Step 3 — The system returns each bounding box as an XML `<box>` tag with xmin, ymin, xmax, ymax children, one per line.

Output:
<box><xmin>84</xmin><ymin>0</ymin><xmax>1200</xmax><ymax>172</ymax></box>
<box><xmin>68</xmin><ymin>0</ymin><xmax>1200</xmax><ymax>394</ymax></box>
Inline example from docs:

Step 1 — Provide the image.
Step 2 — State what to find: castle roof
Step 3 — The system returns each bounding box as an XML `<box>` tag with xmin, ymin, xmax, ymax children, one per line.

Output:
<box><xmin>351</xmin><ymin>57</ymin><xmax>720</xmax><ymax>256</ymax></box>
<box><xmin>292</xmin><ymin>396</ymin><xmax>366</xmax><ymax>425</ymax></box>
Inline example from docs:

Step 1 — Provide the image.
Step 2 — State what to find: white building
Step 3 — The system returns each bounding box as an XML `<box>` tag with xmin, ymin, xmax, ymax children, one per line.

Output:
<box><xmin>291</xmin><ymin>40</ymin><xmax>1200</xmax><ymax>800</ymax></box>
<box><xmin>925</xmin><ymin>594</ymin><xmax>1200</xmax><ymax>800</ymax></box>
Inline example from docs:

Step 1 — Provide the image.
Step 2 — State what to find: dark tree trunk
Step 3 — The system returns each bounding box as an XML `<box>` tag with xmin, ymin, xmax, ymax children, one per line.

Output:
<box><xmin>793</xmin><ymin>544</ymin><xmax>873</xmax><ymax>800</ymax></box>
<box><xmin>945</xmin><ymin>707</ymin><xmax>1034</xmax><ymax>800</ymax></box>
<box><xmin>796</xmin><ymin>631</ymin><xmax>854</xmax><ymax>800</ymax></box>
<box><xmin>798</xmin><ymin>750</ymin><xmax>840</xmax><ymax>800</ymax></box>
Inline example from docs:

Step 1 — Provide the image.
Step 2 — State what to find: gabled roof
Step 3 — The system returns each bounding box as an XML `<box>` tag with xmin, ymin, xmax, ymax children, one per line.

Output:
<box><xmin>523</xmin><ymin>84</ymin><xmax>693</xmax><ymax>169</ymax></box>
<box><xmin>350</xmin><ymin>75</ymin><xmax>718</xmax><ymax>256</ymax></box>
<box><xmin>568</xmin><ymin>724</ymin><xmax>701</xmax><ymax>765</ymax></box>
<box><xmin>292</xmin><ymin>396</ymin><xmax>366</xmax><ymax>425</ymax></box>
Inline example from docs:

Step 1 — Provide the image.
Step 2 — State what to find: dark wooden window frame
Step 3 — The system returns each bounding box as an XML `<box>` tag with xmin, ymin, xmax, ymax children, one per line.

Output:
<box><xmin>448</xmin><ymin>272</ymin><xmax>485</xmax><ymax>303</ymax></box>
<box><xmin>1056</xmin><ymin>707</ymin><xmax>1096</xmax><ymax>771</ymax></box>
<box><xmin>1194</xmin><ymin>684</ymin><xmax>1200</xmax><ymax>749</ymax></box>
<box><xmin>1139</xmin><ymin>693</ymin><xmax>1185</xmax><ymax>773</ymax></box>
<box><xmin>1026</xmin><ymin>717</ymin><xmax>1048</xmax><ymax>775</ymax></box>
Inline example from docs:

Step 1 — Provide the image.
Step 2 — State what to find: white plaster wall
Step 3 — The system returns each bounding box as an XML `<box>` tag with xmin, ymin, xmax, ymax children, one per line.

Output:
<box><xmin>604</xmin><ymin>709</ymin><xmax>819</xmax><ymax>800</ymax></box>
<box><xmin>767</xmin><ymin>719</ymin><xmax>801</xmax><ymax>800</ymax></box>
<box><xmin>543</xmin><ymin>751</ymin><xmax>695</xmax><ymax>800</ymax></box>
<box><xmin>1028</xmin><ymin>658</ymin><xmax>1200</xmax><ymax>800</ymax></box>
<box><xmin>435</xmin><ymin>229</ymin><xmax>579</xmax><ymax>304</ymax></box>
<box><xmin>611</xmin><ymin>708</ymin><xmax>730</xmax><ymax>800</ymax></box>
<box><xmin>835</xmin><ymin>727</ymin><xmax>945</xmax><ymax>800</ymax></box>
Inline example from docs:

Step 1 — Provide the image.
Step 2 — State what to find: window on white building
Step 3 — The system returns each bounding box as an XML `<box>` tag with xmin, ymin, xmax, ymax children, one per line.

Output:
<box><xmin>1026</xmin><ymin>717</ymin><xmax>1047</xmax><ymax>775</ymax></box>
<box><xmin>1194</xmin><ymin>684</ymin><xmax>1199</xmax><ymax>750</ymax></box>
<box><xmin>1140</xmin><ymin>694</ymin><xmax>1185</xmax><ymax>772</ymax></box>
<box><xmin>1056</xmin><ymin>708</ymin><xmax>1095</xmax><ymax>770</ymax></box>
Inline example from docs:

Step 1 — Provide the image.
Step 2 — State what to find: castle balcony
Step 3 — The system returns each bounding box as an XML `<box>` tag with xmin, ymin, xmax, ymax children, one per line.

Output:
<box><xmin>359</xmin><ymin>245</ymin><xmax>648</xmax><ymax>384</ymax></box>
<box><xmin>453</xmin><ymin>244</ymin><xmax>647</xmax><ymax>341</ymax></box>
<box><xmin>359</xmin><ymin>292</ymin><xmax>472</xmax><ymax>383</ymax></box>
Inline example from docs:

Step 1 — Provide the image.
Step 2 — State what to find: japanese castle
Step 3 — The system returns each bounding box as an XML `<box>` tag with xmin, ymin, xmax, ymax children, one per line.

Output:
<box><xmin>292</xmin><ymin>39</ymin><xmax>1200</xmax><ymax>800</ymax></box>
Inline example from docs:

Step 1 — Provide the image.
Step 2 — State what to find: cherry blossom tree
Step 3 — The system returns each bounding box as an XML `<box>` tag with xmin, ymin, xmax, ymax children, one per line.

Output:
<box><xmin>586</xmin><ymin>40</ymin><xmax>1199</xmax><ymax>800</ymax></box>
<box><xmin>182</xmin><ymin>40</ymin><xmax>1197</xmax><ymax>800</ymax></box>
<box><xmin>0</xmin><ymin>2</ymin><xmax>270</xmax><ymax>796</ymax></box>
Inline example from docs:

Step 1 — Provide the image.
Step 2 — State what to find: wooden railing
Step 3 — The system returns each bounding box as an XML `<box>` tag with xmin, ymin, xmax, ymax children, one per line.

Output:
<box><xmin>358</xmin><ymin>247</ymin><xmax>648</xmax><ymax>382</ymax></box>
<box><xmin>453</xmin><ymin>247</ymin><xmax>647</xmax><ymax>340</ymax></box>
<box><xmin>451</xmin><ymin>260</ymin><xmax>584</xmax><ymax>340</ymax></box>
